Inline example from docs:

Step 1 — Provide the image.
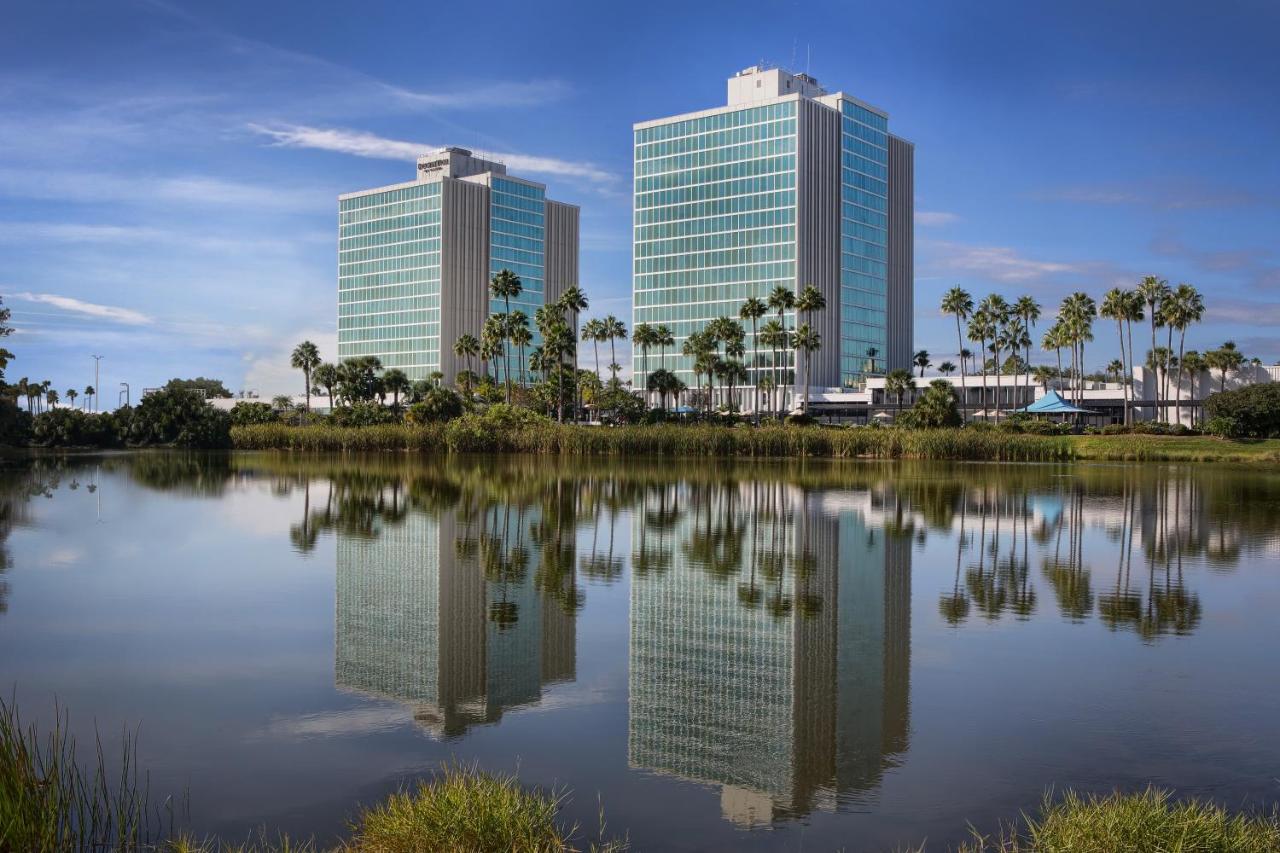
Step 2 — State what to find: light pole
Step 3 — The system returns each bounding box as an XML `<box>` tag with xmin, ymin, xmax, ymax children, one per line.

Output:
<box><xmin>119</xmin><ymin>382</ymin><xmax>130</xmax><ymax>408</ymax></box>
<box><xmin>92</xmin><ymin>355</ymin><xmax>104</xmax><ymax>412</ymax></box>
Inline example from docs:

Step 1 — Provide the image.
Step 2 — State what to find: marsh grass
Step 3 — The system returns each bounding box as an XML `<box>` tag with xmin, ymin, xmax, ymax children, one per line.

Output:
<box><xmin>342</xmin><ymin>764</ymin><xmax>626</xmax><ymax>853</ymax></box>
<box><xmin>955</xmin><ymin>788</ymin><xmax>1280</xmax><ymax>852</ymax></box>
<box><xmin>0</xmin><ymin>694</ymin><xmax>174</xmax><ymax>851</ymax></box>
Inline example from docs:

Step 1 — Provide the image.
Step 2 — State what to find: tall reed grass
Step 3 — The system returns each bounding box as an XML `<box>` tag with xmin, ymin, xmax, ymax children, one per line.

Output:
<box><xmin>231</xmin><ymin>422</ymin><xmax>1073</xmax><ymax>461</ymax></box>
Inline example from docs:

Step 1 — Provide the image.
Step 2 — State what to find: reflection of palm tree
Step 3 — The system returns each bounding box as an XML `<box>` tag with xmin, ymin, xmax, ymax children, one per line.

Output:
<box><xmin>939</xmin><ymin>491</ymin><xmax>970</xmax><ymax>624</ymax></box>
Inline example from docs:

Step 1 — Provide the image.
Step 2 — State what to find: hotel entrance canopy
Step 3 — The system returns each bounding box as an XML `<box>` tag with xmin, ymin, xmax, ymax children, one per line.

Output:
<box><xmin>1014</xmin><ymin>389</ymin><xmax>1099</xmax><ymax>415</ymax></box>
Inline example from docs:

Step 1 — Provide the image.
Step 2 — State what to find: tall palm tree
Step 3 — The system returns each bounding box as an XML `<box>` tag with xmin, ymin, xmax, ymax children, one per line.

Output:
<box><xmin>453</xmin><ymin>334</ymin><xmax>480</xmax><ymax>384</ymax></box>
<box><xmin>1167</xmin><ymin>283</ymin><xmax>1203</xmax><ymax>425</ymax></box>
<box><xmin>759</xmin><ymin>319</ymin><xmax>787</xmax><ymax>417</ymax></box>
<box><xmin>1180</xmin><ymin>350</ymin><xmax>1206</xmax><ymax>425</ymax></box>
<box><xmin>632</xmin><ymin>323</ymin><xmax>656</xmax><ymax>407</ymax></box>
<box><xmin>1106</xmin><ymin>359</ymin><xmax>1125</xmax><ymax>385</ymax></box>
<box><xmin>1207</xmin><ymin>341</ymin><xmax>1243</xmax><ymax>393</ymax></box>
<box><xmin>1137</xmin><ymin>276</ymin><xmax>1170</xmax><ymax>418</ymax></box>
<box><xmin>885</xmin><ymin>368</ymin><xmax>915</xmax><ymax>420</ymax></box>
<box><xmin>655</xmin><ymin>325</ymin><xmax>674</xmax><ymax>372</ymax></box>
<box><xmin>939</xmin><ymin>361</ymin><xmax>956</xmax><ymax>377</ymax></box>
<box><xmin>313</xmin><ymin>362</ymin><xmax>339</xmax><ymax>409</ymax></box>
<box><xmin>509</xmin><ymin>315</ymin><xmax>532</xmax><ymax>388</ymax></box>
<box><xmin>603</xmin><ymin>315</ymin><xmax>627</xmax><ymax>382</ymax></box>
<box><xmin>581</xmin><ymin>318</ymin><xmax>605</xmax><ymax>383</ymax></box>
<box><xmin>381</xmin><ymin>368</ymin><xmax>410</xmax><ymax>409</ymax></box>
<box><xmin>767</xmin><ymin>286</ymin><xmax>795</xmax><ymax>412</ymax></box>
<box><xmin>1043</xmin><ymin>324</ymin><xmax>1065</xmax><ymax>394</ymax></box>
<box><xmin>46</xmin><ymin>388</ymin><xmax>59</xmax><ymax>410</ymax></box>
<box><xmin>792</xmin><ymin>324</ymin><xmax>821</xmax><ymax>412</ymax></box>
<box><xmin>978</xmin><ymin>295</ymin><xmax>1009</xmax><ymax>420</ymax></box>
<box><xmin>738</xmin><ymin>297</ymin><xmax>768</xmax><ymax>421</ymax></box>
<box><xmin>941</xmin><ymin>286</ymin><xmax>974</xmax><ymax>420</ymax></box>
<box><xmin>290</xmin><ymin>340</ymin><xmax>321</xmax><ymax>412</ymax></box>
<box><xmin>1100</xmin><ymin>289</ymin><xmax>1131</xmax><ymax>424</ymax></box>
<box><xmin>967</xmin><ymin>309</ymin><xmax>994</xmax><ymax>420</ymax></box>
<box><xmin>558</xmin><ymin>287</ymin><xmax>589</xmax><ymax>421</ymax></box>
<box><xmin>913</xmin><ymin>349</ymin><xmax>931</xmax><ymax>377</ymax></box>
<box><xmin>66</xmin><ymin>388</ymin><xmax>78</xmax><ymax>408</ymax></box>
<box><xmin>1014</xmin><ymin>295</ymin><xmax>1042</xmax><ymax>414</ymax></box>
<box><xmin>480</xmin><ymin>317</ymin><xmax>505</xmax><ymax>383</ymax></box>
<box><xmin>83</xmin><ymin>385</ymin><xmax>94</xmax><ymax>411</ymax></box>
<box><xmin>489</xmin><ymin>269</ymin><xmax>523</xmax><ymax>396</ymax></box>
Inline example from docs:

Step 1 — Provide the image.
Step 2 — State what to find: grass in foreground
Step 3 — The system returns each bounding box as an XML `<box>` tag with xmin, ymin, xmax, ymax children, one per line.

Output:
<box><xmin>954</xmin><ymin>788</ymin><xmax>1280</xmax><ymax>852</ymax></box>
<box><xmin>1068</xmin><ymin>435</ymin><xmax>1280</xmax><ymax>462</ymax></box>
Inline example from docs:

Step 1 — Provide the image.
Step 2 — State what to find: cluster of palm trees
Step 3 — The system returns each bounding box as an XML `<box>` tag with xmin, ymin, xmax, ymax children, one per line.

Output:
<box><xmin>12</xmin><ymin>378</ymin><xmax>97</xmax><ymax>413</ymax></box>
<box><xmin>634</xmin><ymin>284</ymin><xmax>826</xmax><ymax>418</ymax></box>
<box><xmin>939</xmin><ymin>278</ymin><xmax>1248</xmax><ymax>425</ymax></box>
<box><xmin>940</xmin><ymin>288</ymin><xmax>1043</xmax><ymax>422</ymax></box>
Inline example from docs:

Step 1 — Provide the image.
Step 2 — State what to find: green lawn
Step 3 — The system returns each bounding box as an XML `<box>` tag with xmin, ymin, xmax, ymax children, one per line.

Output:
<box><xmin>1069</xmin><ymin>434</ymin><xmax>1280</xmax><ymax>462</ymax></box>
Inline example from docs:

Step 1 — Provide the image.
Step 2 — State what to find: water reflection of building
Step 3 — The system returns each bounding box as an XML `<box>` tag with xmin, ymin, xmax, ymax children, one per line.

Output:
<box><xmin>335</xmin><ymin>505</ymin><xmax>575</xmax><ymax>738</ymax></box>
<box><xmin>628</xmin><ymin>483</ymin><xmax>910</xmax><ymax>825</ymax></box>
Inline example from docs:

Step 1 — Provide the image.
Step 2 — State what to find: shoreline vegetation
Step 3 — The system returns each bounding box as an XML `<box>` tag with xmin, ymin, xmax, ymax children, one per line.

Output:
<box><xmin>4</xmin><ymin>700</ymin><xmax>1277</xmax><ymax>853</ymax></box>
<box><xmin>227</xmin><ymin>417</ymin><xmax>1280</xmax><ymax>463</ymax></box>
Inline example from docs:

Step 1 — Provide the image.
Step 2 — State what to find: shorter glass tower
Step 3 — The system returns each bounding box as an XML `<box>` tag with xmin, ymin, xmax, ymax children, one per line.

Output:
<box><xmin>339</xmin><ymin>148</ymin><xmax>579</xmax><ymax>383</ymax></box>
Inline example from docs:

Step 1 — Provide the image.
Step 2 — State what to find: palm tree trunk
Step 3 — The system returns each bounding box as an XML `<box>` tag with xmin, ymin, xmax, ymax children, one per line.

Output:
<box><xmin>752</xmin><ymin>317</ymin><xmax>760</xmax><ymax>424</ymax></box>
<box><xmin>1149</xmin><ymin>313</ymin><xmax>1159</xmax><ymax>419</ymax></box>
<box><xmin>1175</xmin><ymin>328</ymin><xmax>1187</xmax><ymax>427</ymax></box>
<box><xmin>503</xmin><ymin>296</ymin><xmax>513</xmax><ymax>404</ymax></box>
<box><xmin>955</xmin><ymin>316</ymin><xmax>967</xmax><ymax>421</ymax></box>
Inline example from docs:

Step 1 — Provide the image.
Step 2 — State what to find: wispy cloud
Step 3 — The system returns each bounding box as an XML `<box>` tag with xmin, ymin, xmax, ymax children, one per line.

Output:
<box><xmin>920</xmin><ymin>240</ymin><xmax>1082</xmax><ymax>284</ymax></box>
<box><xmin>1034</xmin><ymin>181</ymin><xmax>1273</xmax><ymax>211</ymax></box>
<box><xmin>249</xmin><ymin>123</ymin><xmax>618</xmax><ymax>186</ymax></box>
<box><xmin>14</xmin><ymin>293</ymin><xmax>153</xmax><ymax>326</ymax></box>
<box><xmin>915</xmin><ymin>210</ymin><xmax>959</xmax><ymax>226</ymax></box>
<box><xmin>0</xmin><ymin>168</ymin><xmax>327</xmax><ymax>211</ymax></box>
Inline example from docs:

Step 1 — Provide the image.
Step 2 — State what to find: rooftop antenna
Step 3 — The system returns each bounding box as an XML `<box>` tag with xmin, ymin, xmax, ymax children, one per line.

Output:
<box><xmin>806</xmin><ymin>44</ymin><xmax>811</xmax><ymax>76</ymax></box>
<box><xmin>790</xmin><ymin>38</ymin><xmax>797</xmax><ymax>72</ymax></box>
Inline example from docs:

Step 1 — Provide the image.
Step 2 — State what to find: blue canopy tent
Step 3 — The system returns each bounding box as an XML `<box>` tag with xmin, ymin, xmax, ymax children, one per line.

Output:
<box><xmin>1014</xmin><ymin>389</ymin><xmax>1099</xmax><ymax>416</ymax></box>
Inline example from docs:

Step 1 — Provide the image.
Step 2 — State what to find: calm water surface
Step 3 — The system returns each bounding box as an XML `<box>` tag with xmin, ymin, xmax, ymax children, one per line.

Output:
<box><xmin>2</xmin><ymin>452</ymin><xmax>1279</xmax><ymax>851</ymax></box>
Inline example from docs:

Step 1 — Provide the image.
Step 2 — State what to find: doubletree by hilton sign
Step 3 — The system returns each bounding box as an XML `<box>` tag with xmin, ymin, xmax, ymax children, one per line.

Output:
<box><xmin>417</xmin><ymin>158</ymin><xmax>449</xmax><ymax>174</ymax></box>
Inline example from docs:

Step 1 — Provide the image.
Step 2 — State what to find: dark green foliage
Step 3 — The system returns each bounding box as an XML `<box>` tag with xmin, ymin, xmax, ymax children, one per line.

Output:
<box><xmin>229</xmin><ymin>401</ymin><xmax>279</xmax><ymax>426</ymax></box>
<box><xmin>127</xmin><ymin>388</ymin><xmax>231</xmax><ymax>448</ymax></box>
<box><xmin>163</xmin><ymin>377</ymin><xmax>233</xmax><ymax>398</ymax></box>
<box><xmin>331</xmin><ymin>402</ymin><xmax>399</xmax><ymax>427</ymax></box>
<box><xmin>407</xmin><ymin>387</ymin><xmax>464</xmax><ymax>423</ymax></box>
<box><xmin>0</xmin><ymin>398</ymin><xmax>32</xmax><ymax>446</ymax></box>
<box><xmin>899</xmin><ymin>380</ymin><xmax>962</xmax><ymax>429</ymax></box>
<box><xmin>1203</xmin><ymin>416</ymin><xmax>1241</xmax><ymax>439</ymax></box>
<box><xmin>31</xmin><ymin>409</ymin><xmax>120</xmax><ymax>447</ymax></box>
<box><xmin>1205</xmin><ymin>383</ymin><xmax>1280</xmax><ymax>438</ymax></box>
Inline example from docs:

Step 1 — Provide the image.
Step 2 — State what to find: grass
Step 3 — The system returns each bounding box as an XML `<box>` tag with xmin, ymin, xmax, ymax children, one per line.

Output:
<box><xmin>1068</xmin><ymin>435</ymin><xmax>1280</xmax><ymax>463</ymax></box>
<box><xmin>954</xmin><ymin>787</ymin><xmax>1280</xmax><ymax>852</ymax></box>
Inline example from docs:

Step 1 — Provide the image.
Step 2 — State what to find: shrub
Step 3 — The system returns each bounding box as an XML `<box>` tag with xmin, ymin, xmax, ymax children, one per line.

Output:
<box><xmin>407</xmin><ymin>388</ymin><xmax>464</xmax><ymax>424</ymax></box>
<box><xmin>1101</xmin><ymin>423</ymin><xmax>1130</xmax><ymax>435</ymax></box>
<box><xmin>900</xmin><ymin>380</ymin><xmax>962</xmax><ymax>429</ymax></box>
<box><xmin>0</xmin><ymin>397</ymin><xmax>32</xmax><ymax>446</ymax></box>
<box><xmin>229</xmin><ymin>401</ymin><xmax>278</xmax><ymax>426</ymax></box>
<box><xmin>1204</xmin><ymin>383</ymin><xmax>1280</xmax><ymax>438</ymax></box>
<box><xmin>955</xmin><ymin>787</ymin><xmax>1280</xmax><ymax>852</ymax></box>
<box><xmin>331</xmin><ymin>402</ymin><xmax>398</xmax><ymax>427</ymax></box>
<box><xmin>784</xmin><ymin>412</ymin><xmax>818</xmax><ymax>427</ymax></box>
<box><xmin>1203</xmin><ymin>415</ymin><xmax>1241</xmax><ymax>439</ymax></box>
<box><xmin>125</xmin><ymin>388</ymin><xmax>230</xmax><ymax>448</ymax></box>
<box><xmin>31</xmin><ymin>408</ymin><xmax>120</xmax><ymax>447</ymax></box>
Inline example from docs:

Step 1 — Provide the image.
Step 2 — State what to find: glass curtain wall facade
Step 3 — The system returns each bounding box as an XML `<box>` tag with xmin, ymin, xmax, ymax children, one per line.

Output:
<box><xmin>489</xmin><ymin>177</ymin><xmax>546</xmax><ymax>385</ymax></box>
<box><xmin>838</xmin><ymin>102</ymin><xmax>889</xmax><ymax>384</ymax></box>
<box><xmin>338</xmin><ymin>183</ymin><xmax>442</xmax><ymax>376</ymax></box>
<box><xmin>634</xmin><ymin>101</ymin><xmax>798</xmax><ymax>386</ymax></box>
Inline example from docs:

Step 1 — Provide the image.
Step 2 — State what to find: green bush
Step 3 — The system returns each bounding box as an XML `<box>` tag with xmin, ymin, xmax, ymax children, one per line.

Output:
<box><xmin>229</xmin><ymin>401</ymin><xmax>278</xmax><ymax>426</ymax></box>
<box><xmin>1203</xmin><ymin>415</ymin><xmax>1241</xmax><ymax>439</ymax></box>
<box><xmin>125</xmin><ymin>388</ymin><xmax>230</xmax><ymax>448</ymax></box>
<box><xmin>31</xmin><ymin>408</ymin><xmax>120</xmax><ymax>447</ymax></box>
<box><xmin>0</xmin><ymin>398</ymin><xmax>32</xmax><ymax>446</ymax></box>
<box><xmin>899</xmin><ymin>380</ymin><xmax>962</xmax><ymax>429</ymax></box>
<box><xmin>1205</xmin><ymin>383</ymin><xmax>1280</xmax><ymax>438</ymax></box>
<box><xmin>1102</xmin><ymin>423</ymin><xmax>1130</xmax><ymax>435</ymax></box>
<box><xmin>407</xmin><ymin>387</ymin><xmax>464</xmax><ymax>424</ymax></box>
<box><xmin>331</xmin><ymin>402</ymin><xmax>398</xmax><ymax>427</ymax></box>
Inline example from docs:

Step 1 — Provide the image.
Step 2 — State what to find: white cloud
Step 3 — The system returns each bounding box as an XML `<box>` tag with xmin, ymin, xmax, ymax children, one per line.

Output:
<box><xmin>915</xmin><ymin>210</ymin><xmax>959</xmax><ymax>226</ymax></box>
<box><xmin>921</xmin><ymin>241</ymin><xmax>1080</xmax><ymax>284</ymax></box>
<box><xmin>14</xmin><ymin>292</ymin><xmax>153</xmax><ymax>326</ymax></box>
<box><xmin>0</xmin><ymin>168</ymin><xmax>327</xmax><ymax>211</ymax></box>
<box><xmin>249</xmin><ymin>123</ymin><xmax>617</xmax><ymax>186</ymax></box>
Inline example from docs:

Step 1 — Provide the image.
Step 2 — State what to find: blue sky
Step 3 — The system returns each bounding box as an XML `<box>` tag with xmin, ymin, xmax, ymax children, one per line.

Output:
<box><xmin>2</xmin><ymin>0</ymin><xmax>1278</xmax><ymax>395</ymax></box>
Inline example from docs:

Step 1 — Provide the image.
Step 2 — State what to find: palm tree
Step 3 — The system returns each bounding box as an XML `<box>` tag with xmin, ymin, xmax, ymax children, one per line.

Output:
<box><xmin>967</xmin><ymin>309</ymin><xmax>994</xmax><ymax>419</ymax></box>
<box><xmin>1059</xmin><ymin>292</ymin><xmax>1096</xmax><ymax>406</ymax></box>
<box><xmin>46</xmin><ymin>388</ymin><xmax>59</xmax><ymax>410</ymax></box>
<box><xmin>1166</xmin><ymin>283</ymin><xmax>1203</xmax><ymax>425</ymax></box>
<box><xmin>381</xmin><ymin>368</ymin><xmax>410</xmax><ymax>409</ymax></box>
<box><xmin>1100</xmin><ymin>288</ymin><xmax>1131</xmax><ymax>424</ymax></box>
<box><xmin>767</xmin><ymin>286</ymin><xmax>795</xmax><ymax>411</ymax></box>
<box><xmin>582</xmin><ymin>318</ymin><xmax>606</xmax><ymax>383</ymax></box>
<box><xmin>558</xmin><ymin>287</ymin><xmax>589</xmax><ymax>421</ymax></box>
<box><xmin>66</xmin><ymin>388</ymin><xmax>78</xmax><ymax>408</ymax></box>
<box><xmin>792</xmin><ymin>324</ymin><xmax>821</xmax><ymax>412</ymax></box>
<box><xmin>885</xmin><ymin>368</ymin><xmax>915</xmax><ymax>420</ymax></box>
<box><xmin>941</xmin><ymin>286</ymin><xmax>974</xmax><ymax>420</ymax></box>
<box><xmin>312</xmin><ymin>362</ymin><xmax>338</xmax><ymax>409</ymax></box>
<box><xmin>738</xmin><ymin>297</ymin><xmax>768</xmax><ymax>420</ymax></box>
<box><xmin>480</xmin><ymin>318</ymin><xmax>505</xmax><ymax>382</ymax></box>
<box><xmin>543</xmin><ymin>321</ymin><xmax>575</xmax><ymax>422</ymax></box>
<box><xmin>453</xmin><ymin>334</ymin><xmax>480</xmax><ymax>384</ymax></box>
<box><xmin>633</xmin><ymin>323</ymin><xmax>656</xmax><ymax>406</ymax></box>
<box><xmin>489</xmin><ymin>269</ymin><xmax>523</xmax><ymax>396</ymax></box>
<box><xmin>290</xmin><ymin>340</ymin><xmax>321</xmax><ymax>412</ymax></box>
<box><xmin>1137</xmin><ymin>276</ymin><xmax>1170</xmax><ymax>418</ymax></box>
<box><xmin>1032</xmin><ymin>364</ymin><xmax>1056</xmax><ymax>391</ymax></box>
<box><xmin>913</xmin><ymin>349</ymin><xmax>931</xmax><ymax>377</ymax></box>
<box><xmin>603</xmin><ymin>315</ymin><xmax>627</xmax><ymax>381</ymax></box>
<box><xmin>1042</xmin><ymin>324</ymin><xmax>1065</xmax><ymax>395</ymax></box>
<box><xmin>759</xmin><ymin>319</ymin><xmax>787</xmax><ymax>417</ymax></box>
<box><xmin>1207</xmin><ymin>341</ymin><xmax>1243</xmax><ymax>393</ymax></box>
<box><xmin>939</xmin><ymin>361</ymin><xmax>956</xmax><ymax>377</ymax></box>
<box><xmin>866</xmin><ymin>346</ymin><xmax>880</xmax><ymax>376</ymax></box>
<box><xmin>1106</xmin><ymin>359</ymin><xmax>1125</xmax><ymax>386</ymax></box>
<box><xmin>978</xmin><ymin>295</ymin><xmax>1009</xmax><ymax>420</ymax></box>
<box><xmin>1180</xmin><ymin>350</ymin><xmax>1206</xmax><ymax>424</ymax></box>
<box><xmin>795</xmin><ymin>285</ymin><xmax>826</xmax><ymax>401</ymax></box>
<box><xmin>1014</xmin><ymin>295</ymin><xmax>1042</xmax><ymax>415</ymax></box>
<box><xmin>506</xmin><ymin>311</ymin><xmax>531</xmax><ymax>387</ymax></box>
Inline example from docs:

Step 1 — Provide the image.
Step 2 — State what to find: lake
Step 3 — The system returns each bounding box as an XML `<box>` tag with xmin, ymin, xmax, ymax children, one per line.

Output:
<box><xmin>2</xmin><ymin>452</ymin><xmax>1278</xmax><ymax>851</ymax></box>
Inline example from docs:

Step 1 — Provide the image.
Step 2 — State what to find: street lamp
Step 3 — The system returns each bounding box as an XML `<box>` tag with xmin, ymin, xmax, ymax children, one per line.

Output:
<box><xmin>119</xmin><ymin>382</ymin><xmax>130</xmax><ymax>408</ymax></box>
<box><xmin>92</xmin><ymin>355</ymin><xmax>104</xmax><ymax>412</ymax></box>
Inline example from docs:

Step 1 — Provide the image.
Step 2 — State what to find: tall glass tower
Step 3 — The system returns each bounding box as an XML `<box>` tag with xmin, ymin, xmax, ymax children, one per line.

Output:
<box><xmin>339</xmin><ymin>148</ymin><xmax>579</xmax><ymax>383</ymax></box>
<box><xmin>633</xmin><ymin>67</ymin><xmax>913</xmax><ymax>399</ymax></box>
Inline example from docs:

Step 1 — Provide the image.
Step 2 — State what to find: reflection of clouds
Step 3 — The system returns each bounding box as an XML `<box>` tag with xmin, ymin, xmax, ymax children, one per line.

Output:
<box><xmin>214</xmin><ymin>481</ymin><xmax>310</xmax><ymax>539</ymax></box>
<box><xmin>42</xmin><ymin>546</ymin><xmax>85</xmax><ymax>568</ymax></box>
